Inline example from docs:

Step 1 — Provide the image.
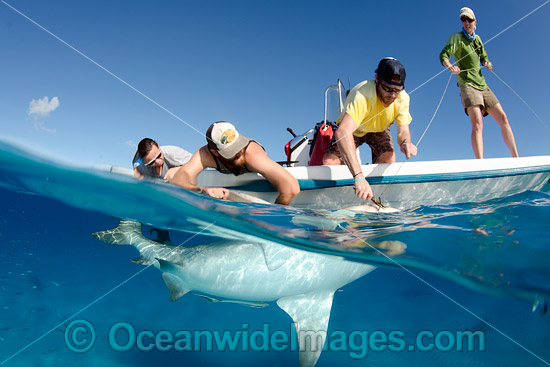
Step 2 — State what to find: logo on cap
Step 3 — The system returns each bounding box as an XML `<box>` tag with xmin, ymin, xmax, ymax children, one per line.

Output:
<box><xmin>220</xmin><ymin>129</ymin><xmax>236</xmax><ymax>145</ymax></box>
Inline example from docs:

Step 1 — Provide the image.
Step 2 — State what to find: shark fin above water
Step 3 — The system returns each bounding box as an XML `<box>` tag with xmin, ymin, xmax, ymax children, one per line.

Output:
<box><xmin>277</xmin><ymin>290</ymin><xmax>335</xmax><ymax>367</ymax></box>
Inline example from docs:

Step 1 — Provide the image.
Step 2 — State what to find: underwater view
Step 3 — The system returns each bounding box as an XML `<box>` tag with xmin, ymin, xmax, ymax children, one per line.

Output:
<box><xmin>1</xmin><ymin>141</ymin><xmax>550</xmax><ymax>367</ymax></box>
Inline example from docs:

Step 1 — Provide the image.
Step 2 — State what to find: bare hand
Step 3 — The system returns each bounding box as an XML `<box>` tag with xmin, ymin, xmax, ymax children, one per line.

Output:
<box><xmin>353</xmin><ymin>178</ymin><xmax>373</xmax><ymax>201</ymax></box>
<box><xmin>203</xmin><ymin>187</ymin><xmax>230</xmax><ymax>200</ymax></box>
<box><xmin>448</xmin><ymin>65</ymin><xmax>460</xmax><ymax>74</ymax></box>
<box><xmin>484</xmin><ymin>62</ymin><xmax>493</xmax><ymax>70</ymax></box>
<box><xmin>400</xmin><ymin>142</ymin><xmax>418</xmax><ymax>160</ymax></box>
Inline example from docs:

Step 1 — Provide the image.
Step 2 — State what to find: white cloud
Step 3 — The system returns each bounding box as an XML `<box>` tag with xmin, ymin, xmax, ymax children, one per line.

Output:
<box><xmin>27</xmin><ymin>96</ymin><xmax>59</xmax><ymax>133</ymax></box>
<box><xmin>28</xmin><ymin>96</ymin><xmax>59</xmax><ymax>117</ymax></box>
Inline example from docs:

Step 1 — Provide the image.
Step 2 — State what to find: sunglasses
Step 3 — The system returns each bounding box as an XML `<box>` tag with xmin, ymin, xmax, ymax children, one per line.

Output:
<box><xmin>144</xmin><ymin>151</ymin><xmax>162</xmax><ymax>166</ymax></box>
<box><xmin>461</xmin><ymin>17</ymin><xmax>475</xmax><ymax>23</ymax></box>
<box><xmin>379</xmin><ymin>82</ymin><xmax>403</xmax><ymax>94</ymax></box>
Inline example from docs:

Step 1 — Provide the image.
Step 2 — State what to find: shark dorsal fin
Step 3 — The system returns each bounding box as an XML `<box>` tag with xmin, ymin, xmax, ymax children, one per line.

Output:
<box><xmin>258</xmin><ymin>242</ymin><xmax>293</xmax><ymax>271</ymax></box>
<box><xmin>277</xmin><ymin>290</ymin><xmax>335</xmax><ymax>367</ymax></box>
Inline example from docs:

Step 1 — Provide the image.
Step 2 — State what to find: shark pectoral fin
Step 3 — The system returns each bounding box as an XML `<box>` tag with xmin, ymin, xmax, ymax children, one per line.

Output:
<box><xmin>258</xmin><ymin>242</ymin><xmax>293</xmax><ymax>271</ymax></box>
<box><xmin>161</xmin><ymin>272</ymin><xmax>190</xmax><ymax>302</ymax></box>
<box><xmin>277</xmin><ymin>290</ymin><xmax>335</xmax><ymax>367</ymax></box>
<box><xmin>157</xmin><ymin>259</ymin><xmax>190</xmax><ymax>302</ymax></box>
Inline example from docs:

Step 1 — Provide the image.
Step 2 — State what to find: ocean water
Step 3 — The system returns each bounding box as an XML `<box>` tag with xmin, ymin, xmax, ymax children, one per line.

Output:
<box><xmin>1</xmin><ymin>141</ymin><xmax>550</xmax><ymax>367</ymax></box>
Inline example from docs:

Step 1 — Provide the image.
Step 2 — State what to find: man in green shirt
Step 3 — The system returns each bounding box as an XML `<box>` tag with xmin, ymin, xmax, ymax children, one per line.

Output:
<box><xmin>440</xmin><ymin>7</ymin><xmax>519</xmax><ymax>159</ymax></box>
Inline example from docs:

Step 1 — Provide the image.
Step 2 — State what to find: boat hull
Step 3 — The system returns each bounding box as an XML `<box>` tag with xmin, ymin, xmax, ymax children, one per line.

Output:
<box><xmin>197</xmin><ymin>156</ymin><xmax>550</xmax><ymax>209</ymax></box>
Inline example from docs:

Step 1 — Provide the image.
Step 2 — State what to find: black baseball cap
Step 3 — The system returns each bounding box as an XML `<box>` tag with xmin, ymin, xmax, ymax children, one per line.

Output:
<box><xmin>375</xmin><ymin>57</ymin><xmax>406</xmax><ymax>87</ymax></box>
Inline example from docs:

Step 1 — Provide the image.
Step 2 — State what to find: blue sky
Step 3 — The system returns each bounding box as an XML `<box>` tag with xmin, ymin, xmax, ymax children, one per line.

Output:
<box><xmin>2</xmin><ymin>0</ymin><xmax>549</xmax><ymax>169</ymax></box>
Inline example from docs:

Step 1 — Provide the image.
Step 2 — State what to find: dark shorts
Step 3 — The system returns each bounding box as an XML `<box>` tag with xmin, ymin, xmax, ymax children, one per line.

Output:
<box><xmin>459</xmin><ymin>84</ymin><xmax>500</xmax><ymax>117</ymax></box>
<box><xmin>326</xmin><ymin>128</ymin><xmax>394</xmax><ymax>164</ymax></box>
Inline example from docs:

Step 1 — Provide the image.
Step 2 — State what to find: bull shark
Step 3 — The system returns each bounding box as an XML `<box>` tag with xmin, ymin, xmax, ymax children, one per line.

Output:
<box><xmin>92</xmin><ymin>219</ymin><xmax>376</xmax><ymax>367</ymax></box>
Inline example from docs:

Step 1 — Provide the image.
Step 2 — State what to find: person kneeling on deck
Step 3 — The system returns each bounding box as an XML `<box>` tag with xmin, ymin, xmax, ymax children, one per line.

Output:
<box><xmin>322</xmin><ymin>57</ymin><xmax>418</xmax><ymax>201</ymax></box>
<box><xmin>170</xmin><ymin>121</ymin><xmax>300</xmax><ymax>205</ymax></box>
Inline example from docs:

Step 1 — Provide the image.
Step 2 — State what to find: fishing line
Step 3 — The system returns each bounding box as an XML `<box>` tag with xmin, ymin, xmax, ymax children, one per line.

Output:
<box><xmin>489</xmin><ymin>69</ymin><xmax>550</xmax><ymax>132</ymax></box>
<box><xmin>338</xmin><ymin>225</ymin><xmax>550</xmax><ymax>366</ymax></box>
<box><xmin>0</xmin><ymin>220</ymin><xmax>218</xmax><ymax>366</ymax></box>
<box><xmin>371</xmin><ymin>73</ymin><xmax>452</xmax><ymax>200</ymax></box>
<box><xmin>373</xmin><ymin>1</ymin><xmax>548</xmax><ymax>199</ymax></box>
<box><xmin>415</xmin><ymin>74</ymin><xmax>453</xmax><ymax>148</ymax></box>
<box><xmin>376</xmin><ymin>67</ymin><xmax>483</xmax><ymax>196</ymax></box>
<box><xmin>4</xmin><ymin>0</ymin><xmax>547</xmax><ymax>155</ymax></box>
<box><xmin>1</xmin><ymin>0</ymin><xmax>206</xmax><ymax>140</ymax></box>
<box><xmin>360</xmin><ymin>5</ymin><xmax>550</xmax><ymax>360</ymax></box>
<box><xmin>484</xmin><ymin>0</ymin><xmax>549</xmax><ymax>45</ymax></box>
<box><xmin>409</xmin><ymin>0</ymin><xmax>548</xmax><ymax>136</ymax></box>
<box><xmin>331</xmin><ymin>0</ymin><xmax>548</xmax><ymax>177</ymax></box>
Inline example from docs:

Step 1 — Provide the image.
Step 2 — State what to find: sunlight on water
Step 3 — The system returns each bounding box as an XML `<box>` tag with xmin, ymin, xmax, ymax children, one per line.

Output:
<box><xmin>1</xmin><ymin>140</ymin><xmax>550</xmax><ymax>366</ymax></box>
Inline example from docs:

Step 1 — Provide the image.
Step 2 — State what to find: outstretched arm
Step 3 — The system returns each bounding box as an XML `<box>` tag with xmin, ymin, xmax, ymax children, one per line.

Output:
<box><xmin>335</xmin><ymin>114</ymin><xmax>373</xmax><ymax>201</ymax></box>
<box><xmin>397</xmin><ymin>125</ymin><xmax>417</xmax><ymax>160</ymax></box>
<box><xmin>244</xmin><ymin>142</ymin><xmax>300</xmax><ymax>205</ymax></box>
<box><xmin>169</xmin><ymin>146</ymin><xmax>230</xmax><ymax>199</ymax></box>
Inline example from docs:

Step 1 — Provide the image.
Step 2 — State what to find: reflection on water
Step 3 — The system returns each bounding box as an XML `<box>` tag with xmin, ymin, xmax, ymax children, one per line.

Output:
<box><xmin>1</xmin><ymin>146</ymin><xmax>550</xmax><ymax>365</ymax></box>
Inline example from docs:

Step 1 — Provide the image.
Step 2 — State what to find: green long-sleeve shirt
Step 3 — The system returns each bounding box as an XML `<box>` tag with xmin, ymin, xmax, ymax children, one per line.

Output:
<box><xmin>440</xmin><ymin>32</ymin><xmax>489</xmax><ymax>90</ymax></box>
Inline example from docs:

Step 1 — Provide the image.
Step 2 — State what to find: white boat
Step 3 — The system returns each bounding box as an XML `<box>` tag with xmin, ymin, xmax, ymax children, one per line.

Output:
<box><xmin>197</xmin><ymin>80</ymin><xmax>550</xmax><ymax>209</ymax></box>
<box><xmin>92</xmin><ymin>81</ymin><xmax>549</xmax><ymax>210</ymax></box>
<box><xmin>197</xmin><ymin>156</ymin><xmax>550</xmax><ymax>209</ymax></box>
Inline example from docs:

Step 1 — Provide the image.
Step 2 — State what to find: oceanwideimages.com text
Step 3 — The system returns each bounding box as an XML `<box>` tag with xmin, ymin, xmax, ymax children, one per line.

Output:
<box><xmin>65</xmin><ymin>320</ymin><xmax>486</xmax><ymax>359</ymax></box>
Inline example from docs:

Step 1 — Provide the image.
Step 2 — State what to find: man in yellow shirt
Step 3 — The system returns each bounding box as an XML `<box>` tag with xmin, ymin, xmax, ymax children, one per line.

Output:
<box><xmin>322</xmin><ymin>57</ymin><xmax>417</xmax><ymax>201</ymax></box>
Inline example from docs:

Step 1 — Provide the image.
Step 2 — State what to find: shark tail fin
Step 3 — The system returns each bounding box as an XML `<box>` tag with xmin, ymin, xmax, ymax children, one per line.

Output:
<box><xmin>91</xmin><ymin>219</ymin><xmax>143</xmax><ymax>246</ymax></box>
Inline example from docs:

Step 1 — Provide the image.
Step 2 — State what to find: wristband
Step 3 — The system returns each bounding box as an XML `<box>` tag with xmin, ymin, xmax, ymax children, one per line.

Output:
<box><xmin>400</xmin><ymin>139</ymin><xmax>407</xmax><ymax>147</ymax></box>
<box><xmin>354</xmin><ymin>177</ymin><xmax>366</xmax><ymax>183</ymax></box>
<box><xmin>352</xmin><ymin>172</ymin><xmax>362</xmax><ymax>178</ymax></box>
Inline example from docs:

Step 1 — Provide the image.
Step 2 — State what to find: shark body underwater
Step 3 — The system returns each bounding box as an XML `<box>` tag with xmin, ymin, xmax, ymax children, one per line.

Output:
<box><xmin>92</xmin><ymin>219</ymin><xmax>376</xmax><ymax>366</ymax></box>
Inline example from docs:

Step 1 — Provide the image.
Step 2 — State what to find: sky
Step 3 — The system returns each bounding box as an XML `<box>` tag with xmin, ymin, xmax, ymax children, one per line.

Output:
<box><xmin>2</xmin><ymin>0</ymin><xmax>550</xmax><ymax>169</ymax></box>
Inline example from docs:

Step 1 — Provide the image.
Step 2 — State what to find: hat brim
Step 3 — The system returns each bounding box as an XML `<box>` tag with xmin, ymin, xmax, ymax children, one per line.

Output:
<box><xmin>217</xmin><ymin>135</ymin><xmax>250</xmax><ymax>159</ymax></box>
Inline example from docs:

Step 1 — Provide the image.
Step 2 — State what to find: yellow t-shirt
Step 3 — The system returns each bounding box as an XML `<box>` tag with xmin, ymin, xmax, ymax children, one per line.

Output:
<box><xmin>338</xmin><ymin>80</ymin><xmax>412</xmax><ymax>136</ymax></box>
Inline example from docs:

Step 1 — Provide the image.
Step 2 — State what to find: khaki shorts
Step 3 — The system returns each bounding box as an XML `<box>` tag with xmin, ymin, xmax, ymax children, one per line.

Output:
<box><xmin>326</xmin><ymin>128</ymin><xmax>394</xmax><ymax>164</ymax></box>
<box><xmin>459</xmin><ymin>84</ymin><xmax>500</xmax><ymax>117</ymax></box>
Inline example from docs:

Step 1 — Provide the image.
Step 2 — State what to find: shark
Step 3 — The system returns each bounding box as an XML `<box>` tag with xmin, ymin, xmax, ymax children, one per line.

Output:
<box><xmin>92</xmin><ymin>219</ymin><xmax>376</xmax><ymax>367</ymax></box>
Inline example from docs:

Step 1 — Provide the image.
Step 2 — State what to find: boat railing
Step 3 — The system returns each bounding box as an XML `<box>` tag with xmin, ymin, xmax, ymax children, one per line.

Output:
<box><xmin>323</xmin><ymin>79</ymin><xmax>347</xmax><ymax>125</ymax></box>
